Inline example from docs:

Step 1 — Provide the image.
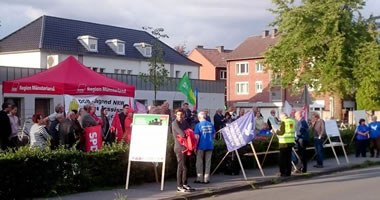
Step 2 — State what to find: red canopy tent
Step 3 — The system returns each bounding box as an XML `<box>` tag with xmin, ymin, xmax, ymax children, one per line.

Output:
<box><xmin>2</xmin><ymin>56</ymin><xmax>135</xmax><ymax>97</ymax></box>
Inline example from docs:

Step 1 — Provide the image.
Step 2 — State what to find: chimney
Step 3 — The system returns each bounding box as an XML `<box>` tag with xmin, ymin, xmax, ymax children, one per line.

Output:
<box><xmin>271</xmin><ymin>28</ymin><xmax>278</xmax><ymax>38</ymax></box>
<box><xmin>262</xmin><ymin>30</ymin><xmax>269</xmax><ymax>38</ymax></box>
<box><xmin>196</xmin><ymin>45</ymin><xmax>204</xmax><ymax>49</ymax></box>
<box><xmin>216</xmin><ymin>46</ymin><xmax>224</xmax><ymax>53</ymax></box>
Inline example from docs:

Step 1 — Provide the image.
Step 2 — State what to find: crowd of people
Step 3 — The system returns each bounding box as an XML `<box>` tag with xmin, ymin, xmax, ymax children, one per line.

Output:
<box><xmin>1</xmin><ymin>100</ymin><xmax>380</xmax><ymax>193</ymax></box>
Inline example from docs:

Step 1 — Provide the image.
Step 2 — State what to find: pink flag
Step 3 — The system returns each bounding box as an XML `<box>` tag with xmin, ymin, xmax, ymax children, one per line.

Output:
<box><xmin>301</xmin><ymin>106</ymin><xmax>307</xmax><ymax>119</ymax></box>
<box><xmin>135</xmin><ymin>101</ymin><xmax>147</xmax><ymax>113</ymax></box>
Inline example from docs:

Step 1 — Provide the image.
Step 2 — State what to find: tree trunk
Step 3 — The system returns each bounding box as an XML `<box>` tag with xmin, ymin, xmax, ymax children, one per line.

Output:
<box><xmin>333</xmin><ymin>94</ymin><xmax>343</xmax><ymax>121</ymax></box>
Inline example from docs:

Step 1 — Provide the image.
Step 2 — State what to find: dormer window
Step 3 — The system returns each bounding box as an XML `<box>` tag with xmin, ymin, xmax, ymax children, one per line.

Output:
<box><xmin>77</xmin><ymin>35</ymin><xmax>98</xmax><ymax>52</ymax></box>
<box><xmin>106</xmin><ymin>39</ymin><xmax>125</xmax><ymax>55</ymax></box>
<box><xmin>133</xmin><ymin>42</ymin><xmax>152</xmax><ymax>57</ymax></box>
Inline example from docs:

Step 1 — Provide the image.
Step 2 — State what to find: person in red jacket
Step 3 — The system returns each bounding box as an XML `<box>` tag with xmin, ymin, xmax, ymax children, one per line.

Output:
<box><xmin>124</xmin><ymin>108</ymin><xmax>134</xmax><ymax>143</ymax></box>
<box><xmin>172</xmin><ymin>108</ymin><xmax>194</xmax><ymax>193</ymax></box>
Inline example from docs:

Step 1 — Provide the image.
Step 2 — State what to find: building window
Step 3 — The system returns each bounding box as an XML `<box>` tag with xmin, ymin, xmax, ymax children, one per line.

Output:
<box><xmin>255</xmin><ymin>81</ymin><xmax>263</xmax><ymax>93</ymax></box>
<box><xmin>175</xmin><ymin>71</ymin><xmax>180</xmax><ymax>78</ymax></box>
<box><xmin>127</xmin><ymin>70</ymin><xmax>133</xmax><ymax>74</ymax></box>
<box><xmin>92</xmin><ymin>67</ymin><xmax>98</xmax><ymax>72</ymax></box>
<box><xmin>121</xmin><ymin>69</ymin><xmax>126</xmax><ymax>74</ymax></box>
<box><xmin>173</xmin><ymin>100</ymin><xmax>183</xmax><ymax>110</ymax></box>
<box><xmin>188</xmin><ymin>72</ymin><xmax>192</xmax><ymax>78</ymax></box>
<box><xmin>114</xmin><ymin>69</ymin><xmax>120</xmax><ymax>74</ymax></box>
<box><xmin>236</xmin><ymin>62</ymin><xmax>249</xmax><ymax>75</ymax></box>
<box><xmin>99</xmin><ymin>68</ymin><xmax>105</xmax><ymax>73</ymax></box>
<box><xmin>220</xmin><ymin>70</ymin><xmax>227</xmax><ymax>79</ymax></box>
<box><xmin>145</xmin><ymin>47</ymin><xmax>152</xmax><ymax>57</ymax></box>
<box><xmin>256</xmin><ymin>63</ymin><xmax>263</xmax><ymax>72</ymax></box>
<box><xmin>118</xmin><ymin>43</ymin><xmax>125</xmax><ymax>54</ymax></box>
<box><xmin>236</xmin><ymin>82</ymin><xmax>249</xmax><ymax>95</ymax></box>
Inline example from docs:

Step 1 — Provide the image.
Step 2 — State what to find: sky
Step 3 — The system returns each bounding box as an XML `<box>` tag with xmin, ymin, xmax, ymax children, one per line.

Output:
<box><xmin>0</xmin><ymin>0</ymin><xmax>379</xmax><ymax>51</ymax></box>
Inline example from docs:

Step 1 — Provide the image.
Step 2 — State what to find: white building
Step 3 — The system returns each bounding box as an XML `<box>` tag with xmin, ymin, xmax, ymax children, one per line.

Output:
<box><xmin>0</xmin><ymin>16</ymin><xmax>225</xmax><ymax>121</ymax></box>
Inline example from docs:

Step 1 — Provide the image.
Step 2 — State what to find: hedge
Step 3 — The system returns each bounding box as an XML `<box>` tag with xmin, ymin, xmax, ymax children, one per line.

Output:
<box><xmin>0</xmin><ymin>128</ymin><xmax>355</xmax><ymax>199</ymax></box>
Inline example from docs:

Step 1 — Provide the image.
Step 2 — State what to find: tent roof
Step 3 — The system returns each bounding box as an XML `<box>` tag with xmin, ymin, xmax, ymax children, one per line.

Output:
<box><xmin>2</xmin><ymin>56</ymin><xmax>135</xmax><ymax>97</ymax></box>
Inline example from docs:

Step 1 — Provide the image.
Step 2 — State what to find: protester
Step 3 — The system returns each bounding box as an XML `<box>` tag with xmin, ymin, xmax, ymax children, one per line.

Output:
<box><xmin>78</xmin><ymin>104</ymin><xmax>98</xmax><ymax>129</ymax></box>
<box><xmin>59</xmin><ymin>112</ymin><xmax>76</xmax><ymax>148</ymax></box>
<box><xmin>190</xmin><ymin>110</ymin><xmax>199</xmax><ymax>130</ymax></box>
<box><xmin>183</xmin><ymin>103</ymin><xmax>192</xmax><ymax>125</ymax></box>
<box><xmin>0</xmin><ymin>102</ymin><xmax>12</xmax><ymax>150</ymax></box>
<box><xmin>71</xmin><ymin>109</ymin><xmax>83</xmax><ymax>148</ymax></box>
<box><xmin>100</xmin><ymin>107</ymin><xmax>112</xmax><ymax>145</ymax></box>
<box><xmin>119</xmin><ymin>104</ymin><xmax>130</xmax><ymax>134</ymax></box>
<box><xmin>355</xmin><ymin>119</ymin><xmax>369</xmax><ymax>157</ymax></box>
<box><xmin>267</xmin><ymin>109</ymin><xmax>280</xmax><ymax>130</ymax></box>
<box><xmin>161</xmin><ymin>101</ymin><xmax>171</xmax><ymax>120</ymax></box>
<box><xmin>89</xmin><ymin>103</ymin><xmax>103</xmax><ymax>126</ymax></box>
<box><xmin>172</xmin><ymin>108</ymin><xmax>193</xmax><ymax>192</ymax></box>
<box><xmin>257</xmin><ymin>123</ymin><xmax>272</xmax><ymax>138</ymax></box>
<box><xmin>237</xmin><ymin>109</ymin><xmax>245</xmax><ymax>119</ymax></box>
<box><xmin>294</xmin><ymin>111</ymin><xmax>309</xmax><ymax>173</ymax></box>
<box><xmin>8</xmin><ymin>105</ymin><xmax>20</xmax><ymax>148</ymax></box>
<box><xmin>30</xmin><ymin>114</ymin><xmax>50</xmax><ymax>150</ymax></box>
<box><xmin>274</xmin><ymin>113</ymin><xmax>295</xmax><ymax>177</ymax></box>
<box><xmin>311</xmin><ymin>112</ymin><xmax>325</xmax><ymax>168</ymax></box>
<box><xmin>48</xmin><ymin>103</ymin><xmax>64</xmax><ymax>123</ymax></box>
<box><xmin>227</xmin><ymin>106</ymin><xmax>237</xmax><ymax>121</ymax></box>
<box><xmin>369</xmin><ymin>116</ymin><xmax>380</xmax><ymax>157</ymax></box>
<box><xmin>124</xmin><ymin>109</ymin><xmax>134</xmax><ymax>143</ymax></box>
<box><xmin>48</xmin><ymin>113</ymin><xmax>64</xmax><ymax>149</ymax></box>
<box><xmin>202</xmin><ymin>109</ymin><xmax>211</xmax><ymax>122</ymax></box>
<box><xmin>194</xmin><ymin>111</ymin><xmax>216</xmax><ymax>184</ymax></box>
<box><xmin>213</xmin><ymin>108</ymin><xmax>225</xmax><ymax>132</ymax></box>
<box><xmin>255</xmin><ymin>109</ymin><xmax>265</xmax><ymax>134</ymax></box>
<box><xmin>224</xmin><ymin>112</ymin><xmax>233</xmax><ymax>125</ymax></box>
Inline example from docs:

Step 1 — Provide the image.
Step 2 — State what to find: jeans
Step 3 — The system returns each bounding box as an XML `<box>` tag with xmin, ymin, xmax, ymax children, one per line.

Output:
<box><xmin>314</xmin><ymin>138</ymin><xmax>324</xmax><ymax>166</ymax></box>
<box><xmin>196</xmin><ymin>150</ymin><xmax>213</xmax><ymax>182</ymax></box>
<box><xmin>175</xmin><ymin>151</ymin><xmax>189</xmax><ymax>187</ymax></box>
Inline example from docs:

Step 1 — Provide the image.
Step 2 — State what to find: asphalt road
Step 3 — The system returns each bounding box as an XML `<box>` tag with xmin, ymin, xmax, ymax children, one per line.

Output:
<box><xmin>207</xmin><ymin>166</ymin><xmax>380</xmax><ymax>200</ymax></box>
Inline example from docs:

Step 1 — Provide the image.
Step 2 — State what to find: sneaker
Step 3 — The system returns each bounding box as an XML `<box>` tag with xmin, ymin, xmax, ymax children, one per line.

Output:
<box><xmin>183</xmin><ymin>184</ymin><xmax>195</xmax><ymax>191</ymax></box>
<box><xmin>177</xmin><ymin>186</ymin><xmax>187</xmax><ymax>193</ymax></box>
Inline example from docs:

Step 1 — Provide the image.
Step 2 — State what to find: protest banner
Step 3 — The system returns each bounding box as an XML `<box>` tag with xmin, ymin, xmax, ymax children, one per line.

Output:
<box><xmin>212</xmin><ymin>111</ymin><xmax>265</xmax><ymax>178</ymax></box>
<box><xmin>126</xmin><ymin>114</ymin><xmax>169</xmax><ymax>191</ymax></box>
<box><xmin>64</xmin><ymin>95</ymin><xmax>133</xmax><ymax>123</ymax></box>
<box><xmin>84</xmin><ymin>125</ymin><xmax>102</xmax><ymax>152</ymax></box>
<box><xmin>324</xmin><ymin>120</ymin><xmax>349</xmax><ymax>164</ymax></box>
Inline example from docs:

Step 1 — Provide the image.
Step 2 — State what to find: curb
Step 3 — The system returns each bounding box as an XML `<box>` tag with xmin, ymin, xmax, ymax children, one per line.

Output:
<box><xmin>160</xmin><ymin>160</ymin><xmax>380</xmax><ymax>200</ymax></box>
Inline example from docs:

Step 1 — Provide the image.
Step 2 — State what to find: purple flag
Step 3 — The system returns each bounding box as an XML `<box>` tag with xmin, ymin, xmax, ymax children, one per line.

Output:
<box><xmin>221</xmin><ymin>111</ymin><xmax>255</xmax><ymax>152</ymax></box>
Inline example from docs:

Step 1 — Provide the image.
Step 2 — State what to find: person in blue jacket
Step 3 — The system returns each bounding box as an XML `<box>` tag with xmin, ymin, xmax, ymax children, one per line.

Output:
<box><xmin>356</xmin><ymin>119</ymin><xmax>369</xmax><ymax>157</ymax></box>
<box><xmin>369</xmin><ymin>116</ymin><xmax>380</xmax><ymax>158</ymax></box>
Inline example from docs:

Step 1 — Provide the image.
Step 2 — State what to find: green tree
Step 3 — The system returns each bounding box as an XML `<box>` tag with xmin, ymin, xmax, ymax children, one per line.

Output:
<box><xmin>264</xmin><ymin>0</ymin><xmax>380</xmax><ymax>115</ymax></box>
<box><xmin>354</xmin><ymin>23</ymin><xmax>380</xmax><ymax>110</ymax></box>
<box><xmin>140</xmin><ymin>27</ymin><xmax>170</xmax><ymax>105</ymax></box>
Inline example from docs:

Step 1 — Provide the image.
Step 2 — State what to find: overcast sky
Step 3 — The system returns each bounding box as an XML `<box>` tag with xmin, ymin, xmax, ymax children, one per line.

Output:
<box><xmin>0</xmin><ymin>0</ymin><xmax>379</xmax><ymax>51</ymax></box>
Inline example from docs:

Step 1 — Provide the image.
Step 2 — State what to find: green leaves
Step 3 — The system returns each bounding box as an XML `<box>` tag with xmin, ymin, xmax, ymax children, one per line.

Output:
<box><xmin>265</xmin><ymin>0</ymin><xmax>379</xmax><ymax>100</ymax></box>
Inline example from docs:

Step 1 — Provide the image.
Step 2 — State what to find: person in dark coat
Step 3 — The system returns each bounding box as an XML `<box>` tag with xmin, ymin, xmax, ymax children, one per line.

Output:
<box><xmin>213</xmin><ymin>109</ymin><xmax>225</xmax><ymax>132</ymax></box>
<box><xmin>49</xmin><ymin>113</ymin><xmax>64</xmax><ymax>149</ymax></box>
<box><xmin>118</xmin><ymin>104</ymin><xmax>129</xmax><ymax>132</ymax></box>
<box><xmin>0</xmin><ymin>102</ymin><xmax>12</xmax><ymax>150</ymax></box>
<box><xmin>59</xmin><ymin>112</ymin><xmax>76</xmax><ymax>148</ymax></box>
<box><xmin>183</xmin><ymin>103</ymin><xmax>192</xmax><ymax>125</ymax></box>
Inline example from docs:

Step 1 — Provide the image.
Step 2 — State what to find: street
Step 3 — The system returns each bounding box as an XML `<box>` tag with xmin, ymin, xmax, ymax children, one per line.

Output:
<box><xmin>207</xmin><ymin>166</ymin><xmax>380</xmax><ymax>200</ymax></box>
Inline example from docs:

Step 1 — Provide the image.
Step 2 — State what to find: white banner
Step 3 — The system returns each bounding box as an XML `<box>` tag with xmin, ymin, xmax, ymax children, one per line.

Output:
<box><xmin>64</xmin><ymin>95</ymin><xmax>133</xmax><ymax>123</ymax></box>
<box><xmin>129</xmin><ymin>114</ymin><xmax>169</xmax><ymax>162</ymax></box>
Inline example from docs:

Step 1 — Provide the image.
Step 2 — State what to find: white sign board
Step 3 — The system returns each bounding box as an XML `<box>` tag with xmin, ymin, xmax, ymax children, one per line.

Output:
<box><xmin>129</xmin><ymin>114</ymin><xmax>169</xmax><ymax>162</ymax></box>
<box><xmin>325</xmin><ymin>120</ymin><xmax>341</xmax><ymax>137</ymax></box>
<box><xmin>353</xmin><ymin>110</ymin><xmax>367</xmax><ymax>125</ymax></box>
<box><xmin>64</xmin><ymin>95</ymin><xmax>132</xmax><ymax>123</ymax></box>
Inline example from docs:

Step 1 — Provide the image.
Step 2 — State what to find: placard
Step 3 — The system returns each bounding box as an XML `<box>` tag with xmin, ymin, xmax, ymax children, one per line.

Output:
<box><xmin>84</xmin><ymin>125</ymin><xmax>102</xmax><ymax>152</ymax></box>
<box><xmin>129</xmin><ymin>114</ymin><xmax>169</xmax><ymax>162</ymax></box>
<box><xmin>325</xmin><ymin>120</ymin><xmax>340</xmax><ymax>137</ymax></box>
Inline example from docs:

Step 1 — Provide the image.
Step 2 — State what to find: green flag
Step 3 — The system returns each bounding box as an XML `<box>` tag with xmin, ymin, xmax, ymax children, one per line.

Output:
<box><xmin>177</xmin><ymin>73</ymin><xmax>196</xmax><ymax>105</ymax></box>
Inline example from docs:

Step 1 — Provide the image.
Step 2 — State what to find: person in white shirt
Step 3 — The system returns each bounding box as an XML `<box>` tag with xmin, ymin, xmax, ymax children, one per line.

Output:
<box><xmin>30</xmin><ymin>114</ymin><xmax>50</xmax><ymax>150</ymax></box>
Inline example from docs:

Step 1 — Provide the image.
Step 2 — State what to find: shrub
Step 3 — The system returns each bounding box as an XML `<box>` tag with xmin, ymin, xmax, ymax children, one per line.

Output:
<box><xmin>0</xmin><ymin>128</ymin><xmax>355</xmax><ymax>199</ymax></box>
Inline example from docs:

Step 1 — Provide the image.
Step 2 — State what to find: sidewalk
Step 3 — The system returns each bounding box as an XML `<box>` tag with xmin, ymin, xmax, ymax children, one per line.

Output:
<box><xmin>48</xmin><ymin>155</ymin><xmax>380</xmax><ymax>200</ymax></box>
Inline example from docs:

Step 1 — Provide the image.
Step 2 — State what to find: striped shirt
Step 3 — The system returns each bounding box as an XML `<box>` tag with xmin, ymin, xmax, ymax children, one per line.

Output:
<box><xmin>30</xmin><ymin>124</ymin><xmax>50</xmax><ymax>149</ymax></box>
